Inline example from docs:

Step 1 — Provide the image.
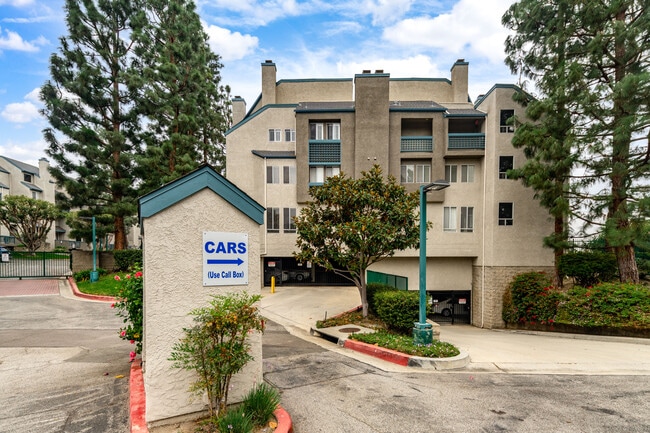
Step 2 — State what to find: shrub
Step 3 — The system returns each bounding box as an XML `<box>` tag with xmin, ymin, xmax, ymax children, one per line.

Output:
<box><xmin>169</xmin><ymin>292</ymin><xmax>265</xmax><ymax>417</ymax></box>
<box><xmin>559</xmin><ymin>251</ymin><xmax>617</xmax><ymax>286</ymax></box>
<box><xmin>241</xmin><ymin>382</ymin><xmax>280</xmax><ymax>426</ymax></box>
<box><xmin>366</xmin><ymin>282</ymin><xmax>397</xmax><ymax>315</ymax></box>
<box><xmin>73</xmin><ymin>268</ymin><xmax>107</xmax><ymax>282</ymax></box>
<box><xmin>374</xmin><ymin>290</ymin><xmax>427</xmax><ymax>334</ymax></box>
<box><xmin>215</xmin><ymin>406</ymin><xmax>254</xmax><ymax>433</ymax></box>
<box><xmin>113</xmin><ymin>249</ymin><xmax>143</xmax><ymax>272</ymax></box>
<box><xmin>556</xmin><ymin>283</ymin><xmax>650</xmax><ymax>329</ymax></box>
<box><xmin>53</xmin><ymin>245</ymin><xmax>68</xmax><ymax>253</ymax></box>
<box><xmin>113</xmin><ymin>268</ymin><xmax>143</xmax><ymax>356</ymax></box>
<box><xmin>502</xmin><ymin>272</ymin><xmax>563</xmax><ymax>325</ymax></box>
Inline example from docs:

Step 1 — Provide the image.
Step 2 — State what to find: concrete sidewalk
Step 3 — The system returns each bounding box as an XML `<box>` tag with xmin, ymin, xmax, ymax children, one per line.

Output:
<box><xmin>260</xmin><ymin>285</ymin><xmax>650</xmax><ymax>375</ymax></box>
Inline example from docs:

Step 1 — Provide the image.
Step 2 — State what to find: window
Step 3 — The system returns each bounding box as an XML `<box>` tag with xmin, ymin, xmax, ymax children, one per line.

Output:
<box><xmin>285</xmin><ymin>129</ymin><xmax>295</xmax><ymax>142</ymax></box>
<box><xmin>267</xmin><ymin>207</ymin><xmax>280</xmax><ymax>233</ymax></box>
<box><xmin>461</xmin><ymin>207</ymin><xmax>474</xmax><ymax>232</ymax></box>
<box><xmin>310</xmin><ymin>166</ymin><xmax>340</xmax><ymax>183</ymax></box>
<box><xmin>310</xmin><ymin>122</ymin><xmax>340</xmax><ymax>140</ymax></box>
<box><xmin>283</xmin><ymin>166</ymin><xmax>296</xmax><ymax>184</ymax></box>
<box><xmin>401</xmin><ymin>163</ymin><xmax>431</xmax><ymax>183</ymax></box>
<box><xmin>283</xmin><ymin>208</ymin><xmax>296</xmax><ymax>233</ymax></box>
<box><xmin>443</xmin><ymin>207</ymin><xmax>457</xmax><ymax>232</ymax></box>
<box><xmin>268</xmin><ymin>129</ymin><xmax>281</xmax><ymax>141</ymax></box>
<box><xmin>498</xmin><ymin>202</ymin><xmax>513</xmax><ymax>226</ymax></box>
<box><xmin>461</xmin><ymin>165</ymin><xmax>475</xmax><ymax>183</ymax></box>
<box><xmin>499</xmin><ymin>156</ymin><xmax>514</xmax><ymax>179</ymax></box>
<box><xmin>32</xmin><ymin>191</ymin><xmax>39</xmax><ymax>199</ymax></box>
<box><xmin>266</xmin><ymin>166</ymin><xmax>280</xmax><ymax>184</ymax></box>
<box><xmin>445</xmin><ymin>165</ymin><xmax>457</xmax><ymax>183</ymax></box>
<box><xmin>23</xmin><ymin>173</ymin><xmax>32</xmax><ymax>183</ymax></box>
<box><xmin>500</xmin><ymin>109</ymin><xmax>515</xmax><ymax>133</ymax></box>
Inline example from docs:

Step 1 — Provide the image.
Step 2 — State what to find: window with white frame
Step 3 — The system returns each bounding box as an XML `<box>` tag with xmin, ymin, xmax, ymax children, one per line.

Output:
<box><xmin>309</xmin><ymin>122</ymin><xmax>340</xmax><ymax>140</ymax></box>
<box><xmin>443</xmin><ymin>207</ymin><xmax>457</xmax><ymax>232</ymax></box>
<box><xmin>500</xmin><ymin>109</ymin><xmax>515</xmax><ymax>133</ymax></box>
<box><xmin>284</xmin><ymin>129</ymin><xmax>296</xmax><ymax>142</ymax></box>
<box><xmin>309</xmin><ymin>166</ymin><xmax>340</xmax><ymax>183</ymax></box>
<box><xmin>498</xmin><ymin>202</ymin><xmax>513</xmax><ymax>226</ymax></box>
<box><xmin>499</xmin><ymin>156</ymin><xmax>514</xmax><ymax>179</ymax></box>
<box><xmin>445</xmin><ymin>164</ymin><xmax>457</xmax><ymax>183</ymax></box>
<box><xmin>267</xmin><ymin>207</ymin><xmax>280</xmax><ymax>233</ymax></box>
<box><xmin>461</xmin><ymin>165</ymin><xmax>475</xmax><ymax>182</ymax></box>
<box><xmin>283</xmin><ymin>166</ymin><xmax>296</xmax><ymax>184</ymax></box>
<box><xmin>401</xmin><ymin>162</ymin><xmax>431</xmax><ymax>183</ymax></box>
<box><xmin>266</xmin><ymin>166</ymin><xmax>280</xmax><ymax>184</ymax></box>
<box><xmin>461</xmin><ymin>206</ymin><xmax>474</xmax><ymax>232</ymax></box>
<box><xmin>268</xmin><ymin>129</ymin><xmax>281</xmax><ymax>142</ymax></box>
<box><xmin>283</xmin><ymin>208</ymin><xmax>296</xmax><ymax>233</ymax></box>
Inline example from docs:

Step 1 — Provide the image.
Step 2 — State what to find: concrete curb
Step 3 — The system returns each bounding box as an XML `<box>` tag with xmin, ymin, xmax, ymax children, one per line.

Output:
<box><xmin>128</xmin><ymin>359</ymin><xmax>293</xmax><ymax>433</ymax></box>
<box><xmin>67</xmin><ymin>276</ymin><xmax>116</xmax><ymax>303</ymax></box>
<box><xmin>343</xmin><ymin>339</ymin><xmax>469</xmax><ymax>370</ymax></box>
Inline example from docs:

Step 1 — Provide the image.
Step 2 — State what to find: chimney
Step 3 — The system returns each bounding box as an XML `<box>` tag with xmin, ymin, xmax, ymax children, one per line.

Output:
<box><xmin>261</xmin><ymin>60</ymin><xmax>277</xmax><ymax>107</ymax></box>
<box><xmin>231</xmin><ymin>96</ymin><xmax>246</xmax><ymax>125</ymax></box>
<box><xmin>450</xmin><ymin>59</ymin><xmax>469</xmax><ymax>103</ymax></box>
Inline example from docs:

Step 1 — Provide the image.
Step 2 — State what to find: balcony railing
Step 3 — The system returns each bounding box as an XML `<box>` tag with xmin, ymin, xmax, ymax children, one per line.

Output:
<box><xmin>401</xmin><ymin>136</ymin><xmax>433</xmax><ymax>152</ymax></box>
<box><xmin>448</xmin><ymin>133</ymin><xmax>485</xmax><ymax>150</ymax></box>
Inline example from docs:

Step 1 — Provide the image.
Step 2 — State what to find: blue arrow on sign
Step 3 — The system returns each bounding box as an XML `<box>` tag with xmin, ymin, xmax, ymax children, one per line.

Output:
<box><xmin>207</xmin><ymin>258</ymin><xmax>244</xmax><ymax>266</ymax></box>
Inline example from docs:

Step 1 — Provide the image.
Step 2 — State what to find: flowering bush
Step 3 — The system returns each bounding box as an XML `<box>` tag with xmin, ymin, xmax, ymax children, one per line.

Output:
<box><xmin>502</xmin><ymin>272</ymin><xmax>564</xmax><ymax>325</ymax></box>
<box><xmin>112</xmin><ymin>267</ymin><xmax>143</xmax><ymax>357</ymax></box>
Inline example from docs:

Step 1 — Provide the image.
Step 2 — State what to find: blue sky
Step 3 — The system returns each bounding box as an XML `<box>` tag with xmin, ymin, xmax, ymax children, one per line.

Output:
<box><xmin>0</xmin><ymin>0</ymin><xmax>517</xmax><ymax>167</ymax></box>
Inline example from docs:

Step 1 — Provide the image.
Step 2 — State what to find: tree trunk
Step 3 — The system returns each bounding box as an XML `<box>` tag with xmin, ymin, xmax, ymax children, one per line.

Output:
<box><xmin>114</xmin><ymin>215</ymin><xmax>127</xmax><ymax>250</ymax></box>
<box><xmin>358</xmin><ymin>274</ymin><xmax>368</xmax><ymax>317</ymax></box>
<box><xmin>553</xmin><ymin>215</ymin><xmax>564</xmax><ymax>288</ymax></box>
<box><xmin>616</xmin><ymin>245</ymin><xmax>639</xmax><ymax>283</ymax></box>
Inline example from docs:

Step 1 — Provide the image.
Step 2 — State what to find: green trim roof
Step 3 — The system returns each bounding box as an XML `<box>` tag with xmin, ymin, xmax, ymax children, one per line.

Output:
<box><xmin>226</xmin><ymin>104</ymin><xmax>299</xmax><ymax>135</ymax></box>
<box><xmin>139</xmin><ymin>165</ymin><xmax>264</xmax><ymax>225</ymax></box>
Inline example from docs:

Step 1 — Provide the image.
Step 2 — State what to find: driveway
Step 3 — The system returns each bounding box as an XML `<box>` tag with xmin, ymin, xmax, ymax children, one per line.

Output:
<box><xmin>0</xmin><ymin>279</ymin><xmax>132</xmax><ymax>433</ymax></box>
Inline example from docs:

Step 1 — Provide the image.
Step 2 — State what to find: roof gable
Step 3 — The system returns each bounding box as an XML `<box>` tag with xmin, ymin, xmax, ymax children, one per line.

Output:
<box><xmin>139</xmin><ymin>165</ymin><xmax>264</xmax><ymax>225</ymax></box>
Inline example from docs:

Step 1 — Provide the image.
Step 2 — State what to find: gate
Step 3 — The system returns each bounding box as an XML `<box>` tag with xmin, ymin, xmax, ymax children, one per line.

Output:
<box><xmin>428</xmin><ymin>291</ymin><xmax>471</xmax><ymax>324</ymax></box>
<box><xmin>0</xmin><ymin>251</ymin><xmax>72</xmax><ymax>279</ymax></box>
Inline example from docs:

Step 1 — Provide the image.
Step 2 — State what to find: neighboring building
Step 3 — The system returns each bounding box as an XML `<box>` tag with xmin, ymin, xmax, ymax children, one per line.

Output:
<box><xmin>225</xmin><ymin>59</ymin><xmax>554</xmax><ymax>328</ymax></box>
<box><xmin>0</xmin><ymin>156</ymin><xmax>77</xmax><ymax>250</ymax></box>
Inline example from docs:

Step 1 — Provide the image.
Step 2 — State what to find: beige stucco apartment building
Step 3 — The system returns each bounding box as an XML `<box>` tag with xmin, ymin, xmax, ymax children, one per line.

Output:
<box><xmin>226</xmin><ymin>59</ymin><xmax>554</xmax><ymax>328</ymax></box>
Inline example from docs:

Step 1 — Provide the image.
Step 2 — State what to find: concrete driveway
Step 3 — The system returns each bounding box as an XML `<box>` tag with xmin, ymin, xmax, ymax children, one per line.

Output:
<box><xmin>0</xmin><ymin>279</ymin><xmax>132</xmax><ymax>433</ymax></box>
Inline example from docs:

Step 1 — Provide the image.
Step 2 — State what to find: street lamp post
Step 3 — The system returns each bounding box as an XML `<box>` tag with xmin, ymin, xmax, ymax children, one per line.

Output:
<box><xmin>413</xmin><ymin>180</ymin><xmax>450</xmax><ymax>345</ymax></box>
<box><xmin>80</xmin><ymin>216</ymin><xmax>98</xmax><ymax>282</ymax></box>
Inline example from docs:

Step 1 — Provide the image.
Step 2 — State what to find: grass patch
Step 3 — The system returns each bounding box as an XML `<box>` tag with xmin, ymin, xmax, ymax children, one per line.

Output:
<box><xmin>317</xmin><ymin>310</ymin><xmax>460</xmax><ymax>358</ymax></box>
<box><xmin>350</xmin><ymin>329</ymin><xmax>460</xmax><ymax>358</ymax></box>
<box><xmin>75</xmin><ymin>273</ymin><xmax>121</xmax><ymax>297</ymax></box>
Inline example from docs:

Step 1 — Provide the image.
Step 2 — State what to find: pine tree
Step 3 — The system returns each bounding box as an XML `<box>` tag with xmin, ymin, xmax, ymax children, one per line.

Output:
<box><xmin>41</xmin><ymin>0</ymin><xmax>140</xmax><ymax>250</ymax></box>
<box><xmin>503</xmin><ymin>0</ymin><xmax>650</xmax><ymax>283</ymax></box>
<box><xmin>129</xmin><ymin>0</ymin><xmax>231</xmax><ymax>192</ymax></box>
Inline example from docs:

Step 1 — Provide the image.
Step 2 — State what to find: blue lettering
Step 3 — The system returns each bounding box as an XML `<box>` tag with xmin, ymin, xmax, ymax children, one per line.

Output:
<box><xmin>215</xmin><ymin>242</ymin><xmax>227</xmax><ymax>254</ymax></box>
<box><xmin>227</xmin><ymin>242</ymin><xmax>237</xmax><ymax>254</ymax></box>
<box><xmin>238</xmin><ymin>242</ymin><xmax>247</xmax><ymax>254</ymax></box>
<box><xmin>204</xmin><ymin>241</ymin><xmax>215</xmax><ymax>254</ymax></box>
<box><xmin>233</xmin><ymin>270</ymin><xmax>244</xmax><ymax>278</ymax></box>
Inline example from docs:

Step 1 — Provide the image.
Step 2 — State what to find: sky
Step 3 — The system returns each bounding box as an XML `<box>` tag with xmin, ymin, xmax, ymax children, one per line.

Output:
<box><xmin>0</xmin><ymin>0</ymin><xmax>518</xmax><ymax>168</ymax></box>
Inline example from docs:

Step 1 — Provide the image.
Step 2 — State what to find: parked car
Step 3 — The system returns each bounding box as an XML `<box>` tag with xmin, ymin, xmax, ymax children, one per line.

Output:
<box><xmin>0</xmin><ymin>246</ymin><xmax>11</xmax><ymax>262</ymax></box>
<box><xmin>430</xmin><ymin>296</ymin><xmax>470</xmax><ymax>317</ymax></box>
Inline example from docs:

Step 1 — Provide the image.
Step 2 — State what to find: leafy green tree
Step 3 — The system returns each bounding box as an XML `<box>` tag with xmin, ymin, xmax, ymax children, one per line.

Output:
<box><xmin>129</xmin><ymin>0</ymin><xmax>231</xmax><ymax>192</ymax></box>
<box><xmin>294</xmin><ymin>165</ymin><xmax>421</xmax><ymax>317</ymax></box>
<box><xmin>41</xmin><ymin>0</ymin><xmax>140</xmax><ymax>250</ymax></box>
<box><xmin>65</xmin><ymin>211</ymin><xmax>117</xmax><ymax>250</ymax></box>
<box><xmin>502</xmin><ymin>0</ymin><xmax>650</xmax><ymax>283</ymax></box>
<box><xmin>0</xmin><ymin>196</ymin><xmax>62</xmax><ymax>253</ymax></box>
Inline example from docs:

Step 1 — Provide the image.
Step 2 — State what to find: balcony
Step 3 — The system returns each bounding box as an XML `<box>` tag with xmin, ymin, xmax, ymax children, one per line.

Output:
<box><xmin>448</xmin><ymin>133</ymin><xmax>485</xmax><ymax>150</ymax></box>
<box><xmin>401</xmin><ymin>136</ymin><xmax>433</xmax><ymax>152</ymax></box>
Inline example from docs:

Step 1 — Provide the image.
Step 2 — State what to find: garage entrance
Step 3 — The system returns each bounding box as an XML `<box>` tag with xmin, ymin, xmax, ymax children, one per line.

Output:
<box><xmin>428</xmin><ymin>290</ymin><xmax>471</xmax><ymax>324</ymax></box>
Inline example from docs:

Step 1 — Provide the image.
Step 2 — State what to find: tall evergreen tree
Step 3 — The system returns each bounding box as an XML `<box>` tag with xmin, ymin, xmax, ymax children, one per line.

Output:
<box><xmin>41</xmin><ymin>0</ymin><xmax>139</xmax><ymax>250</ymax></box>
<box><xmin>129</xmin><ymin>0</ymin><xmax>231</xmax><ymax>192</ymax></box>
<box><xmin>503</xmin><ymin>0</ymin><xmax>650</xmax><ymax>283</ymax></box>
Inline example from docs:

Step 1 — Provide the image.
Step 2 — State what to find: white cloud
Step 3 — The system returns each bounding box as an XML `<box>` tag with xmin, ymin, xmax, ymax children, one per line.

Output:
<box><xmin>382</xmin><ymin>0</ymin><xmax>515</xmax><ymax>64</ymax></box>
<box><xmin>1</xmin><ymin>101</ymin><xmax>40</xmax><ymax>123</ymax></box>
<box><xmin>203</xmin><ymin>23</ymin><xmax>259</xmax><ymax>62</ymax></box>
<box><xmin>322</xmin><ymin>21</ymin><xmax>364</xmax><ymax>37</ymax></box>
<box><xmin>0</xmin><ymin>0</ymin><xmax>35</xmax><ymax>6</ymax></box>
<box><xmin>360</xmin><ymin>0</ymin><xmax>414</xmax><ymax>26</ymax></box>
<box><xmin>336</xmin><ymin>54</ymin><xmax>444</xmax><ymax>78</ymax></box>
<box><xmin>198</xmin><ymin>0</ymin><xmax>308</xmax><ymax>27</ymax></box>
<box><xmin>0</xmin><ymin>27</ymin><xmax>41</xmax><ymax>52</ymax></box>
<box><xmin>24</xmin><ymin>87</ymin><xmax>41</xmax><ymax>103</ymax></box>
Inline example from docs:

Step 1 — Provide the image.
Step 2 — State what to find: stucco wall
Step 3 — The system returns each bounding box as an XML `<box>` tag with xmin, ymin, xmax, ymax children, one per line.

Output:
<box><xmin>142</xmin><ymin>188</ymin><xmax>262</xmax><ymax>426</ymax></box>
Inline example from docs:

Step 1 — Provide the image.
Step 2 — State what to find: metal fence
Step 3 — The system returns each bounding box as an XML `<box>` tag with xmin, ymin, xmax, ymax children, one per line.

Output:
<box><xmin>0</xmin><ymin>251</ymin><xmax>72</xmax><ymax>279</ymax></box>
<box><xmin>428</xmin><ymin>291</ymin><xmax>471</xmax><ymax>324</ymax></box>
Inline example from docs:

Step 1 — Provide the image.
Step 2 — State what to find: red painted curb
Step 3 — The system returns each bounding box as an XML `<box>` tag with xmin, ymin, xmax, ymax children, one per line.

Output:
<box><xmin>343</xmin><ymin>339</ymin><xmax>410</xmax><ymax>366</ymax></box>
<box><xmin>130</xmin><ymin>361</ymin><xmax>148</xmax><ymax>433</ymax></box>
<box><xmin>273</xmin><ymin>406</ymin><xmax>293</xmax><ymax>433</ymax></box>
<box><xmin>68</xmin><ymin>276</ymin><xmax>116</xmax><ymax>302</ymax></box>
<box><xmin>128</xmin><ymin>361</ymin><xmax>293</xmax><ymax>433</ymax></box>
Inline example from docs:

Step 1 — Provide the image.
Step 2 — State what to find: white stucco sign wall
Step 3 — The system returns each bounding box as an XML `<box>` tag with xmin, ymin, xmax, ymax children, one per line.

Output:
<box><xmin>203</xmin><ymin>231</ymin><xmax>249</xmax><ymax>285</ymax></box>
